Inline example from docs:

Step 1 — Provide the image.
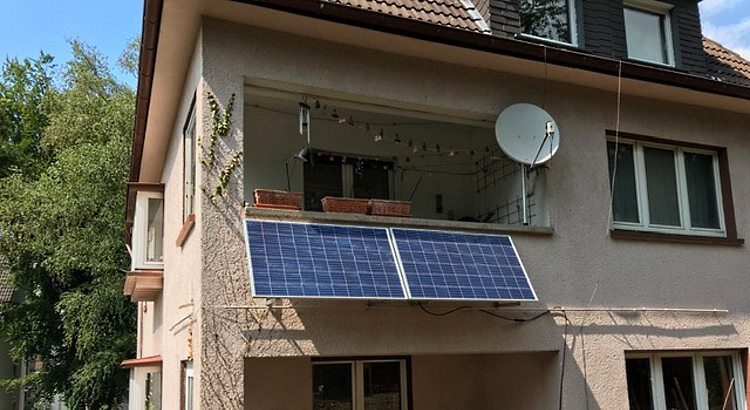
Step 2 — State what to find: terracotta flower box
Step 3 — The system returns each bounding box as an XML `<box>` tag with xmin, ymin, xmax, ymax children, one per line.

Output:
<box><xmin>369</xmin><ymin>199</ymin><xmax>412</xmax><ymax>217</ymax></box>
<box><xmin>253</xmin><ymin>189</ymin><xmax>302</xmax><ymax>210</ymax></box>
<box><xmin>321</xmin><ymin>197</ymin><xmax>370</xmax><ymax>214</ymax></box>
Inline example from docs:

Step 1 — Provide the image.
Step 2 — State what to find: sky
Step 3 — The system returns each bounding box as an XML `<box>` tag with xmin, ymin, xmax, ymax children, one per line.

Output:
<box><xmin>700</xmin><ymin>0</ymin><xmax>750</xmax><ymax>59</ymax></box>
<box><xmin>0</xmin><ymin>0</ymin><xmax>748</xmax><ymax>88</ymax></box>
<box><xmin>0</xmin><ymin>1</ymin><xmax>143</xmax><ymax>87</ymax></box>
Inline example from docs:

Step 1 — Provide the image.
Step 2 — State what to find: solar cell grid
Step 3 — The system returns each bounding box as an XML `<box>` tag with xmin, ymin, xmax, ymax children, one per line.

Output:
<box><xmin>391</xmin><ymin>228</ymin><xmax>536</xmax><ymax>302</ymax></box>
<box><xmin>245</xmin><ymin>220</ymin><xmax>406</xmax><ymax>299</ymax></box>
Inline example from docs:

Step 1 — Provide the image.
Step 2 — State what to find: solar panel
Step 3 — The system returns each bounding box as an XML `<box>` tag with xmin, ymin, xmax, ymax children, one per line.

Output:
<box><xmin>245</xmin><ymin>220</ymin><xmax>406</xmax><ymax>299</ymax></box>
<box><xmin>391</xmin><ymin>228</ymin><xmax>536</xmax><ymax>302</ymax></box>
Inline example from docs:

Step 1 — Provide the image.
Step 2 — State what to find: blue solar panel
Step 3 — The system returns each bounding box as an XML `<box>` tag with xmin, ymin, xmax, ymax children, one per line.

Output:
<box><xmin>245</xmin><ymin>220</ymin><xmax>406</xmax><ymax>299</ymax></box>
<box><xmin>391</xmin><ymin>228</ymin><xmax>536</xmax><ymax>301</ymax></box>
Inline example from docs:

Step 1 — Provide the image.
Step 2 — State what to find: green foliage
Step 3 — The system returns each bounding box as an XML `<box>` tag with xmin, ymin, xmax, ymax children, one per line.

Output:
<box><xmin>0</xmin><ymin>53</ymin><xmax>56</xmax><ymax>177</ymax></box>
<box><xmin>0</xmin><ymin>39</ymin><xmax>135</xmax><ymax>408</ymax></box>
<box><xmin>203</xmin><ymin>92</ymin><xmax>242</xmax><ymax>200</ymax></box>
<box><xmin>118</xmin><ymin>37</ymin><xmax>141</xmax><ymax>78</ymax></box>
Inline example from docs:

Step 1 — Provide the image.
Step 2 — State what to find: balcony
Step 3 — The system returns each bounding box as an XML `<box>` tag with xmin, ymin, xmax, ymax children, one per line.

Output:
<box><xmin>243</xmin><ymin>87</ymin><xmax>551</xmax><ymax>230</ymax></box>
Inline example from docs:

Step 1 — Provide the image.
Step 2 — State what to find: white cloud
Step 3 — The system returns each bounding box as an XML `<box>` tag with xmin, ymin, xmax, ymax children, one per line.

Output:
<box><xmin>703</xmin><ymin>18</ymin><xmax>750</xmax><ymax>60</ymax></box>
<box><xmin>699</xmin><ymin>0</ymin><xmax>740</xmax><ymax>17</ymax></box>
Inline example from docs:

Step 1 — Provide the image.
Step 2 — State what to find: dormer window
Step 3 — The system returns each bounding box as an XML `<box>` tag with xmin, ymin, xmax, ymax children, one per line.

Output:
<box><xmin>519</xmin><ymin>0</ymin><xmax>577</xmax><ymax>46</ymax></box>
<box><xmin>132</xmin><ymin>191</ymin><xmax>164</xmax><ymax>269</ymax></box>
<box><xmin>624</xmin><ymin>0</ymin><xmax>674</xmax><ymax>66</ymax></box>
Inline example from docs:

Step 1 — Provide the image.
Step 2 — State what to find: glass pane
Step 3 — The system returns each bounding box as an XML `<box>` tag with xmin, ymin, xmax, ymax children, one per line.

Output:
<box><xmin>661</xmin><ymin>357</ymin><xmax>696</xmax><ymax>410</ymax></box>
<box><xmin>364</xmin><ymin>361</ymin><xmax>402</xmax><ymax>410</ymax></box>
<box><xmin>684</xmin><ymin>153</ymin><xmax>720</xmax><ymax>229</ymax></box>
<box><xmin>607</xmin><ymin>142</ymin><xmax>640</xmax><ymax>223</ymax></box>
<box><xmin>644</xmin><ymin>147</ymin><xmax>680</xmax><ymax>226</ymax></box>
<box><xmin>626</xmin><ymin>358</ymin><xmax>654</xmax><ymax>410</ymax></box>
<box><xmin>186</xmin><ymin>376</ymin><xmax>193</xmax><ymax>410</ymax></box>
<box><xmin>304</xmin><ymin>159</ymin><xmax>343</xmax><ymax>211</ymax></box>
<box><xmin>353</xmin><ymin>162</ymin><xmax>390</xmax><ymax>200</ymax></box>
<box><xmin>704</xmin><ymin>356</ymin><xmax>737</xmax><ymax>410</ymax></box>
<box><xmin>520</xmin><ymin>0</ymin><xmax>572</xmax><ymax>43</ymax></box>
<box><xmin>146</xmin><ymin>372</ymin><xmax>162</xmax><ymax>410</ymax></box>
<box><xmin>146</xmin><ymin>198</ymin><xmax>164</xmax><ymax>263</ymax></box>
<box><xmin>313</xmin><ymin>363</ymin><xmax>353</xmax><ymax>410</ymax></box>
<box><xmin>625</xmin><ymin>8</ymin><xmax>668</xmax><ymax>64</ymax></box>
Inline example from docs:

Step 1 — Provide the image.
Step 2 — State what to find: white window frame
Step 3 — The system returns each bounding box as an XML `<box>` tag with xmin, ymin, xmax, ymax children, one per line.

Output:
<box><xmin>626</xmin><ymin>351</ymin><xmax>746</xmax><ymax>410</ymax></box>
<box><xmin>183</xmin><ymin>361</ymin><xmax>193</xmax><ymax>410</ymax></box>
<box><xmin>519</xmin><ymin>0</ymin><xmax>579</xmax><ymax>47</ymax></box>
<box><xmin>623</xmin><ymin>0</ymin><xmax>675</xmax><ymax>67</ymax></box>
<box><xmin>132</xmin><ymin>191</ymin><xmax>165</xmax><ymax>270</ymax></box>
<box><xmin>183</xmin><ymin>105</ymin><xmax>197</xmax><ymax>222</ymax></box>
<box><xmin>609</xmin><ymin>138</ymin><xmax>725</xmax><ymax>237</ymax></box>
<box><xmin>312</xmin><ymin>359</ymin><xmax>409</xmax><ymax>410</ymax></box>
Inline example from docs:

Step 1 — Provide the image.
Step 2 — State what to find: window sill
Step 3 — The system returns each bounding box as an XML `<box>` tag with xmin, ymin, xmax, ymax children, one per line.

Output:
<box><xmin>245</xmin><ymin>206</ymin><xmax>554</xmax><ymax>236</ymax></box>
<box><xmin>176</xmin><ymin>213</ymin><xmax>195</xmax><ymax>247</ymax></box>
<box><xmin>610</xmin><ymin>229</ymin><xmax>744</xmax><ymax>246</ymax></box>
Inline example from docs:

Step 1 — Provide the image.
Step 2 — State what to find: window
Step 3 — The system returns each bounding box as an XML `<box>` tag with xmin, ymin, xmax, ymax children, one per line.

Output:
<box><xmin>146</xmin><ymin>371</ymin><xmax>162</xmax><ymax>410</ymax></box>
<box><xmin>519</xmin><ymin>0</ymin><xmax>577</xmax><ymax>45</ymax></box>
<box><xmin>133</xmin><ymin>192</ymin><xmax>164</xmax><ymax>269</ymax></box>
<box><xmin>184</xmin><ymin>104</ymin><xmax>197</xmax><ymax>221</ymax></box>
<box><xmin>303</xmin><ymin>152</ymin><xmax>392</xmax><ymax>211</ymax></box>
<box><xmin>182</xmin><ymin>361</ymin><xmax>193</xmax><ymax>410</ymax></box>
<box><xmin>624</xmin><ymin>1</ymin><xmax>674</xmax><ymax>65</ymax></box>
<box><xmin>312</xmin><ymin>359</ymin><xmax>408</xmax><ymax>410</ymax></box>
<box><xmin>607</xmin><ymin>138</ymin><xmax>725</xmax><ymax>236</ymax></box>
<box><xmin>625</xmin><ymin>351</ymin><xmax>746</xmax><ymax>410</ymax></box>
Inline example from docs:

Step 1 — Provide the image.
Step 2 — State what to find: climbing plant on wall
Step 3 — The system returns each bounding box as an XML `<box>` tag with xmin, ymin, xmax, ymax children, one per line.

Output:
<box><xmin>201</xmin><ymin>91</ymin><xmax>243</xmax><ymax>201</ymax></box>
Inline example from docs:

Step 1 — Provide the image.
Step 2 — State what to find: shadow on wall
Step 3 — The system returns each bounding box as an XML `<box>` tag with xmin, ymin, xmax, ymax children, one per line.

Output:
<box><xmin>238</xmin><ymin>303</ymin><xmax>739</xmax><ymax>409</ymax></box>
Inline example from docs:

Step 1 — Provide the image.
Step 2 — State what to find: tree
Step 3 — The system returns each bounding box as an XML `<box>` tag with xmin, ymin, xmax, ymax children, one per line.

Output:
<box><xmin>0</xmin><ymin>40</ymin><xmax>135</xmax><ymax>408</ymax></box>
<box><xmin>0</xmin><ymin>53</ymin><xmax>56</xmax><ymax>178</ymax></box>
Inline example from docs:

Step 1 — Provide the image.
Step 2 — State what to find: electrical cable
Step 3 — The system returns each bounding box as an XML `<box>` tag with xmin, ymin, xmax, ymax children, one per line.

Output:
<box><xmin>416</xmin><ymin>301</ymin><xmax>471</xmax><ymax>316</ymax></box>
<box><xmin>558</xmin><ymin>310</ymin><xmax>570</xmax><ymax>410</ymax></box>
<box><xmin>416</xmin><ymin>301</ymin><xmax>550</xmax><ymax>323</ymax></box>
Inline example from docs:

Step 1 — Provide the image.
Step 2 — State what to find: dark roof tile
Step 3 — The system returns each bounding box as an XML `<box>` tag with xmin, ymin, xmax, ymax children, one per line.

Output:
<box><xmin>703</xmin><ymin>37</ymin><xmax>750</xmax><ymax>87</ymax></box>
<box><xmin>324</xmin><ymin>0</ymin><xmax>490</xmax><ymax>32</ymax></box>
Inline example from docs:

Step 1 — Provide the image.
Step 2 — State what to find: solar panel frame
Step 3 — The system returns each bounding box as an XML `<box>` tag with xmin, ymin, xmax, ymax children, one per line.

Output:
<box><xmin>244</xmin><ymin>219</ymin><xmax>409</xmax><ymax>300</ymax></box>
<box><xmin>390</xmin><ymin>228</ymin><xmax>538</xmax><ymax>302</ymax></box>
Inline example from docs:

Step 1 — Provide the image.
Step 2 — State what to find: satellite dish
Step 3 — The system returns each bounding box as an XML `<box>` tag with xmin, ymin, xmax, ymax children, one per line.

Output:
<box><xmin>495</xmin><ymin>103</ymin><xmax>560</xmax><ymax>166</ymax></box>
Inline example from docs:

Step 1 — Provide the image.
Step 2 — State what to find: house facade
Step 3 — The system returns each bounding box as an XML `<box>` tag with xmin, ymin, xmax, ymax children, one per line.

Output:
<box><xmin>123</xmin><ymin>0</ymin><xmax>750</xmax><ymax>409</ymax></box>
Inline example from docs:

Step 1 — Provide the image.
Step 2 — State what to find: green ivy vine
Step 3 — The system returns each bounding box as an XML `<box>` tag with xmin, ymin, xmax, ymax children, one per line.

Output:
<box><xmin>201</xmin><ymin>91</ymin><xmax>242</xmax><ymax>201</ymax></box>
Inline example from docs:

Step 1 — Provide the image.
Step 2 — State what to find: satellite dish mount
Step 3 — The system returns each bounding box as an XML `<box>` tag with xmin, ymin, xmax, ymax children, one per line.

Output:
<box><xmin>495</xmin><ymin>103</ymin><xmax>560</xmax><ymax>225</ymax></box>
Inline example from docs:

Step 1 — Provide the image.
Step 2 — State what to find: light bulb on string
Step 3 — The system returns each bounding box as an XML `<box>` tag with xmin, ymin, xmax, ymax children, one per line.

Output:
<box><xmin>394</xmin><ymin>133</ymin><xmax>401</xmax><ymax>144</ymax></box>
<box><xmin>374</xmin><ymin>129</ymin><xmax>383</xmax><ymax>142</ymax></box>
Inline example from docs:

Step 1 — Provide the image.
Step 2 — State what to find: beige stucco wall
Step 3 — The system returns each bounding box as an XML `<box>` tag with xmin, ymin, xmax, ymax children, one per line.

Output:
<box><xmin>186</xmin><ymin>17</ymin><xmax>750</xmax><ymax>410</ymax></box>
<box><xmin>140</xmin><ymin>29</ymin><xmax>205</xmax><ymax>410</ymax></box>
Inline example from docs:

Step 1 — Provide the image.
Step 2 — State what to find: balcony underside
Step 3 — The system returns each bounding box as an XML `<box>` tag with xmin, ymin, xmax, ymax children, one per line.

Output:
<box><xmin>124</xmin><ymin>270</ymin><xmax>164</xmax><ymax>302</ymax></box>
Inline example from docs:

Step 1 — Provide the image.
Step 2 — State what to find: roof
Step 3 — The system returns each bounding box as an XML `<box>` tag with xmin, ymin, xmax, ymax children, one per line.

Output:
<box><xmin>121</xmin><ymin>355</ymin><xmax>162</xmax><ymax>368</ymax></box>
<box><xmin>323</xmin><ymin>0</ymin><xmax>490</xmax><ymax>32</ymax></box>
<box><xmin>703</xmin><ymin>37</ymin><xmax>750</xmax><ymax>87</ymax></box>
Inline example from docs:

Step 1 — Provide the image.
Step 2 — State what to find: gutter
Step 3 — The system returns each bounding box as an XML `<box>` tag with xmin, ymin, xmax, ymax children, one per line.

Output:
<box><xmin>126</xmin><ymin>0</ymin><xmax>164</xmax><ymax>241</ymax></box>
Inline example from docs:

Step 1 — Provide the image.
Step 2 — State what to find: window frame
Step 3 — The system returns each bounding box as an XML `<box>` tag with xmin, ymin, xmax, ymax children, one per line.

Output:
<box><xmin>183</xmin><ymin>97</ymin><xmax>197</xmax><ymax>223</ymax></box>
<box><xmin>132</xmin><ymin>191</ymin><xmax>165</xmax><ymax>270</ymax></box>
<box><xmin>518</xmin><ymin>0</ymin><xmax>579</xmax><ymax>47</ymax></box>
<box><xmin>607</xmin><ymin>136</ymin><xmax>727</xmax><ymax>238</ymax></box>
<box><xmin>181</xmin><ymin>361</ymin><xmax>193</xmax><ymax>410</ymax></box>
<box><xmin>623</xmin><ymin>0</ymin><xmax>675</xmax><ymax>67</ymax></box>
<box><xmin>312</xmin><ymin>358</ymin><xmax>410</xmax><ymax>410</ymax></box>
<box><xmin>302</xmin><ymin>151</ymin><xmax>395</xmax><ymax>211</ymax></box>
<box><xmin>625</xmin><ymin>351</ymin><xmax>747</xmax><ymax>410</ymax></box>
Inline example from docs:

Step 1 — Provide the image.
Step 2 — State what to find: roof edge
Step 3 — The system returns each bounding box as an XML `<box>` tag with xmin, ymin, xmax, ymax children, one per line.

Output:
<box><xmin>230</xmin><ymin>0</ymin><xmax>750</xmax><ymax>101</ymax></box>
